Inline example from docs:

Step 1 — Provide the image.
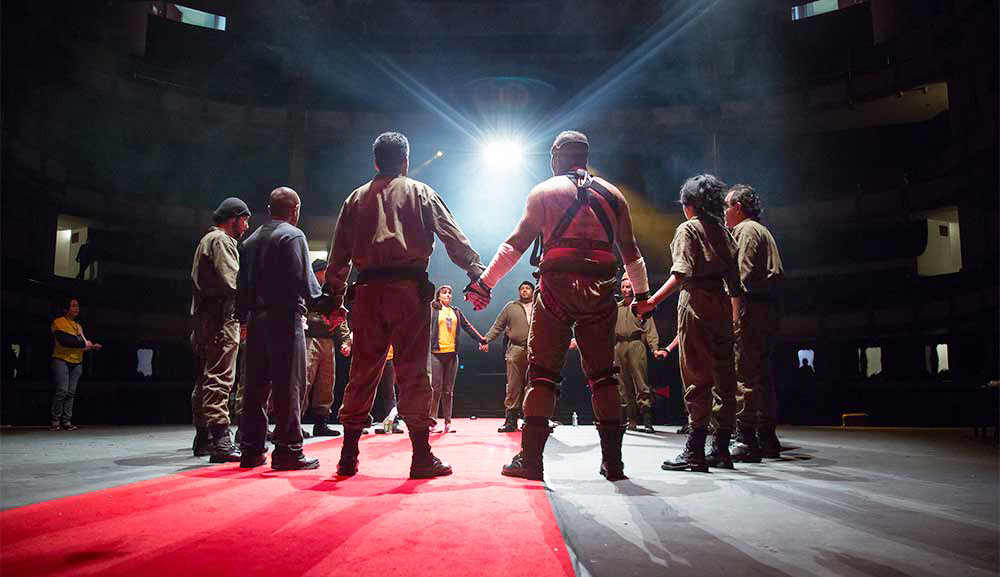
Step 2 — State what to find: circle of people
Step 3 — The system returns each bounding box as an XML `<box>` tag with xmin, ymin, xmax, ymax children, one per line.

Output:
<box><xmin>176</xmin><ymin>129</ymin><xmax>785</xmax><ymax>480</ymax></box>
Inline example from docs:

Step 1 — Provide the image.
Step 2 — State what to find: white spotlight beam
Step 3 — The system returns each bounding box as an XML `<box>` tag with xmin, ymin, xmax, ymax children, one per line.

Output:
<box><xmin>527</xmin><ymin>0</ymin><xmax>722</xmax><ymax>146</ymax></box>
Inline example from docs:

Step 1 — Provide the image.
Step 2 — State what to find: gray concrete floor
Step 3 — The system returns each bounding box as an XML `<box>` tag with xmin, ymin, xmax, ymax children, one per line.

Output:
<box><xmin>1</xmin><ymin>424</ymin><xmax>997</xmax><ymax>577</ymax></box>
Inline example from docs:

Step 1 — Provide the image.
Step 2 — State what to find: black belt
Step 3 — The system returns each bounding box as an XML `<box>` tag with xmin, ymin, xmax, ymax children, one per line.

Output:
<box><xmin>616</xmin><ymin>333</ymin><xmax>643</xmax><ymax>343</ymax></box>
<box><xmin>356</xmin><ymin>266</ymin><xmax>428</xmax><ymax>284</ymax></box>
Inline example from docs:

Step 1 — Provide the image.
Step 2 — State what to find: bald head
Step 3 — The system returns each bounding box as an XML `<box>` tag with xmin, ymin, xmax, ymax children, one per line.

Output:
<box><xmin>550</xmin><ymin>130</ymin><xmax>589</xmax><ymax>174</ymax></box>
<box><xmin>269</xmin><ymin>187</ymin><xmax>301</xmax><ymax>225</ymax></box>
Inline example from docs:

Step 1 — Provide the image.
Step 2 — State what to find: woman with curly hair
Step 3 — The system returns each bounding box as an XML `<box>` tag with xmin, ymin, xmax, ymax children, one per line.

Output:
<box><xmin>634</xmin><ymin>174</ymin><xmax>744</xmax><ymax>472</ymax></box>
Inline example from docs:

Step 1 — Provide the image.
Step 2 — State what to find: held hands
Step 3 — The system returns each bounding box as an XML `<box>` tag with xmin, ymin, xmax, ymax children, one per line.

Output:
<box><xmin>463</xmin><ymin>278</ymin><xmax>492</xmax><ymax>311</ymax></box>
<box><xmin>568</xmin><ymin>338</ymin><xmax>578</xmax><ymax>350</ymax></box>
<box><xmin>325</xmin><ymin>305</ymin><xmax>349</xmax><ymax>330</ymax></box>
<box><xmin>340</xmin><ymin>341</ymin><xmax>352</xmax><ymax>357</ymax></box>
<box><xmin>652</xmin><ymin>349</ymin><xmax>669</xmax><ymax>360</ymax></box>
<box><xmin>478</xmin><ymin>343</ymin><xmax>489</xmax><ymax>352</ymax></box>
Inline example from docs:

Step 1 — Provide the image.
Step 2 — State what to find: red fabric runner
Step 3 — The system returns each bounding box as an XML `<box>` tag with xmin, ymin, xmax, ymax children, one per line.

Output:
<box><xmin>1</xmin><ymin>419</ymin><xmax>574</xmax><ymax>577</ymax></box>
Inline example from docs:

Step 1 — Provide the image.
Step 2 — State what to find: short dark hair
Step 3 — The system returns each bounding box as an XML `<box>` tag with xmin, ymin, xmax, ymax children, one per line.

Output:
<box><xmin>518</xmin><ymin>281</ymin><xmax>534</xmax><ymax>291</ymax></box>
<box><xmin>727</xmin><ymin>184</ymin><xmax>762</xmax><ymax>219</ymax></box>
<box><xmin>61</xmin><ymin>296</ymin><xmax>78</xmax><ymax>313</ymax></box>
<box><xmin>373</xmin><ymin>132</ymin><xmax>409</xmax><ymax>175</ymax></box>
<box><xmin>680</xmin><ymin>174</ymin><xmax>727</xmax><ymax>224</ymax></box>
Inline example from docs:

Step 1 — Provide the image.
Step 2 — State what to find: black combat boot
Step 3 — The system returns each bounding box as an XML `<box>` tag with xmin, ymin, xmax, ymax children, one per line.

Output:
<box><xmin>676</xmin><ymin>422</ymin><xmax>690</xmax><ymax>435</ymax></box>
<box><xmin>497</xmin><ymin>410</ymin><xmax>518</xmax><ymax>433</ymax></box>
<box><xmin>596</xmin><ymin>422</ymin><xmax>628</xmax><ymax>481</ymax></box>
<box><xmin>192</xmin><ymin>427</ymin><xmax>211</xmax><ymax>457</ymax></box>
<box><xmin>501</xmin><ymin>417</ymin><xmax>550</xmax><ymax>481</ymax></box>
<box><xmin>731</xmin><ymin>425</ymin><xmax>763</xmax><ymax>463</ymax></box>
<box><xmin>662</xmin><ymin>427</ymin><xmax>709</xmax><ymax>472</ymax></box>
<box><xmin>705</xmin><ymin>429</ymin><xmax>734</xmax><ymax>469</ymax></box>
<box><xmin>208</xmin><ymin>424</ymin><xmax>241</xmax><ymax>463</ymax></box>
<box><xmin>640</xmin><ymin>409</ymin><xmax>656</xmax><ymax>434</ymax></box>
<box><xmin>757</xmin><ymin>425</ymin><xmax>782</xmax><ymax>458</ymax></box>
<box><xmin>337</xmin><ymin>428</ymin><xmax>364</xmax><ymax>476</ymax></box>
<box><xmin>312</xmin><ymin>414</ymin><xmax>342</xmax><ymax>437</ymax></box>
<box><xmin>271</xmin><ymin>452</ymin><xmax>320</xmax><ymax>470</ymax></box>
<box><xmin>409</xmin><ymin>428</ymin><xmax>453</xmax><ymax>479</ymax></box>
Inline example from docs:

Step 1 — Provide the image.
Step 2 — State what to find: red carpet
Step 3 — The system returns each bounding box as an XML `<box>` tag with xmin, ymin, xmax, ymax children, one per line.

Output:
<box><xmin>0</xmin><ymin>419</ymin><xmax>574</xmax><ymax>577</ymax></box>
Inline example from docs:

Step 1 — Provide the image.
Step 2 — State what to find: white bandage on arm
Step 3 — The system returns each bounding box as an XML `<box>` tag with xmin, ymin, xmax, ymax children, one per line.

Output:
<box><xmin>624</xmin><ymin>257</ymin><xmax>650</xmax><ymax>297</ymax></box>
<box><xmin>480</xmin><ymin>242</ymin><xmax>523</xmax><ymax>288</ymax></box>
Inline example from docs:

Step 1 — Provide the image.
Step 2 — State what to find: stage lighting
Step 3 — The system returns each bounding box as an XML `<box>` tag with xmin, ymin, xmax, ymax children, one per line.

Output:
<box><xmin>481</xmin><ymin>139</ymin><xmax>524</xmax><ymax>170</ymax></box>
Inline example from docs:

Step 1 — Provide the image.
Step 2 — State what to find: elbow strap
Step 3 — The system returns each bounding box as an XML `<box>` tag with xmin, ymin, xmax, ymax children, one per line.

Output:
<box><xmin>624</xmin><ymin>257</ymin><xmax>650</xmax><ymax>297</ymax></box>
<box><xmin>480</xmin><ymin>243</ymin><xmax>522</xmax><ymax>289</ymax></box>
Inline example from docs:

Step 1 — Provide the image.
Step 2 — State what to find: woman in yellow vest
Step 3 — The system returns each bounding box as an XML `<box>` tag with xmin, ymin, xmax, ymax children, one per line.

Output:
<box><xmin>429</xmin><ymin>285</ymin><xmax>485</xmax><ymax>433</ymax></box>
<box><xmin>50</xmin><ymin>297</ymin><xmax>101</xmax><ymax>430</ymax></box>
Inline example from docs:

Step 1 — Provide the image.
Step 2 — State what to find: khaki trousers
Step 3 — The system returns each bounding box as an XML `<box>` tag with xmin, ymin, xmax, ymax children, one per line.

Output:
<box><xmin>735</xmin><ymin>299</ymin><xmax>780</xmax><ymax>427</ymax></box>
<box><xmin>677</xmin><ymin>288</ymin><xmax>737</xmax><ymax>431</ymax></box>
<box><xmin>305</xmin><ymin>337</ymin><xmax>336</xmax><ymax>417</ymax></box>
<box><xmin>503</xmin><ymin>343</ymin><xmax>529</xmax><ymax>411</ymax></box>
<box><xmin>615</xmin><ymin>340</ymin><xmax>652</xmax><ymax>415</ymax></box>
<box><xmin>192</xmin><ymin>318</ymin><xmax>239</xmax><ymax>427</ymax></box>
<box><xmin>339</xmin><ymin>280</ymin><xmax>435</xmax><ymax>431</ymax></box>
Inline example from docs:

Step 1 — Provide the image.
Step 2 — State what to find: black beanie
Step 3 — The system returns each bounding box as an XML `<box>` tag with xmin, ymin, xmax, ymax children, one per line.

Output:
<box><xmin>311</xmin><ymin>259</ymin><xmax>329</xmax><ymax>273</ymax></box>
<box><xmin>212</xmin><ymin>197</ymin><xmax>251</xmax><ymax>224</ymax></box>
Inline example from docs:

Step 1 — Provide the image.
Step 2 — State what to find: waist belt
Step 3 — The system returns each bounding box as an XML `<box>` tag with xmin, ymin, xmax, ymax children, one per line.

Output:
<box><xmin>616</xmin><ymin>333</ymin><xmax>643</xmax><ymax>343</ymax></box>
<box><xmin>686</xmin><ymin>277</ymin><xmax>724</xmax><ymax>291</ymax></box>
<box><xmin>357</xmin><ymin>267</ymin><xmax>428</xmax><ymax>284</ymax></box>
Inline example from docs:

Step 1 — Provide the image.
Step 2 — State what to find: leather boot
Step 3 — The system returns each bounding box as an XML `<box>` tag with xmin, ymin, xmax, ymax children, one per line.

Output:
<box><xmin>676</xmin><ymin>422</ymin><xmax>690</xmax><ymax>435</ymax></box>
<box><xmin>192</xmin><ymin>427</ymin><xmax>211</xmax><ymax>457</ymax></box>
<box><xmin>337</xmin><ymin>428</ymin><xmax>364</xmax><ymax>476</ymax></box>
<box><xmin>208</xmin><ymin>424</ymin><xmax>241</xmax><ymax>463</ymax></box>
<box><xmin>731</xmin><ymin>425</ymin><xmax>763</xmax><ymax>463</ymax></box>
<box><xmin>497</xmin><ymin>410</ymin><xmax>518</xmax><ymax>433</ymax></box>
<box><xmin>596</xmin><ymin>422</ymin><xmax>627</xmax><ymax>481</ymax></box>
<box><xmin>640</xmin><ymin>409</ymin><xmax>655</xmax><ymax>433</ymax></box>
<box><xmin>706</xmin><ymin>429</ymin><xmax>734</xmax><ymax>469</ymax></box>
<box><xmin>757</xmin><ymin>425</ymin><xmax>781</xmax><ymax>458</ymax></box>
<box><xmin>501</xmin><ymin>417</ymin><xmax>550</xmax><ymax>480</ymax></box>
<box><xmin>312</xmin><ymin>414</ymin><xmax>342</xmax><ymax>437</ymax></box>
<box><xmin>626</xmin><ymin>408</ymin><xmax>638</xmax><ymax>431</ymax></box>
<box><xmin>271</xmin><ymin>452</ymin><xmax>320</xmax><ymax>470</ymax></box>
<box><xmin>662</xmin><ymin>427</ymin><xmax>709</xmax><ymax>472</ymax></box>
<box><xmin>409</xmin><ymin>429</ymin><xmax>453</xmax><ymax>479</ymax></box>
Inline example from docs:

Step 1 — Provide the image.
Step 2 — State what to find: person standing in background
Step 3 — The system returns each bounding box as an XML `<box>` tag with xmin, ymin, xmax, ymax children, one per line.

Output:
<box><xmin>50</xmin><ymin>297</ymin><xmax>101</xmax><ymax>430</ymax></box>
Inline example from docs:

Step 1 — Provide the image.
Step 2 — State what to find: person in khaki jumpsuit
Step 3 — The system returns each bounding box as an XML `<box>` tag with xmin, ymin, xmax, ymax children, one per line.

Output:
<box><xmin>615</xmin><ymin>276</ymin><xmax>668</xmax><ymax>432</ymax></box>
<box><xmin>466</xmin><ymin>131</ymin><xmax>651</xmax><ymax>482</ymax></box>
<box><xmin>190</xmin><ymin>197</ymin><xmax>250</xmax><ymax>462</ymax></box>
<box><xmin>724</xmin><ymin>184</ymin><xmax>784</xmax><ymax>460</ymax></box>
<box><xmin>481</xmin><ymin>281</ymin><xmax>535</xmax><ymax>432</ymax></box>
<box><xmin>325</xmin><ymin>132</ymin><xmax>485</xmax><ymax>480</ymax></box>
<box><xmin>635</xmin><ymin>175</ymin><xmax>744</xmax><ymax>472</ymax></box>
<box><xmin>304</xmin><ymin>259</ymin><xmax>352</xmax><ymax>437</ymax></box>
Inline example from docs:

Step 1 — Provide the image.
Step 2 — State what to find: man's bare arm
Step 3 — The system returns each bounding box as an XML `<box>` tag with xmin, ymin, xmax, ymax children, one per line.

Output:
<box><xmin>607</xmin><ymin>182</ymin><xmax>649</xmax><ymax>298</ymax></box>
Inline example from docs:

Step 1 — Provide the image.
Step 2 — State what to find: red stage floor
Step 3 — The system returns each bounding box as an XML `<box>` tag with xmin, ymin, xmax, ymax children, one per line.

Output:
<box><xmin>0</xmin><ymin>419</ymin><xmax>573</xmax><ymax>577</ymax></box>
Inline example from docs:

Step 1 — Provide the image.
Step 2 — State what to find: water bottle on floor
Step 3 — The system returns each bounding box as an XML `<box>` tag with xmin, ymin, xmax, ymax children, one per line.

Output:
<box><xmin>571</xmin><ymin>412</ymin><xmax>578</xmax><ymax>427</ymax></box>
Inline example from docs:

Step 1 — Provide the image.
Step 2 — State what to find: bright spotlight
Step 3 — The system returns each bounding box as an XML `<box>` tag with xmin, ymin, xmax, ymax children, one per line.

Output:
<box><xmin>435</xmin><ymin>150</ymin><xmax>444</xmax><ymax>158</ymax></box>
<box><xmin>481</xmin><ymin>139</ymin><xmax>524</xmax><ymax>170</ymax></box>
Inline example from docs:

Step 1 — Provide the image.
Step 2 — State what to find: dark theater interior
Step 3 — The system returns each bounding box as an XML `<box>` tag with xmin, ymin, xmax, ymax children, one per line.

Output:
<box><xmin>1</xmin><ymin>1</ymin><xmax>997</xmax><ymax>576</ymax></box>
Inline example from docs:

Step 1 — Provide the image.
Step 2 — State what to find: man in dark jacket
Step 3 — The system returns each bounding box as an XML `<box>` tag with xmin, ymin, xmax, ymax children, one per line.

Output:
<box><xmin>237</xmin><ymin>187</ymin><xmax>323</xmax><ymax>470</ymax></box>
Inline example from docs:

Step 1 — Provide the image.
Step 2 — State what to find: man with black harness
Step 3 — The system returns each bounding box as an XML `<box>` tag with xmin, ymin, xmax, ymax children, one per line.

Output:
<box><xmin>325</xmin><ymin>132</ymin><xmax>485</xmax><ymax>479</ymax></box>
<box><xmin>465</xmin><ymin>130</ymin><xmax>650</xmax><ymax>482</ymax></box>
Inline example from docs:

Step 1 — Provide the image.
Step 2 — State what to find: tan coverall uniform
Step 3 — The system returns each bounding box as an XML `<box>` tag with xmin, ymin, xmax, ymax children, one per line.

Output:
<box><xmin>190</xmin><ymin>227</ymin><xmax>240</xmax><ymax>427</ymax></box>
<box><xmin>731</xmin><ymin>219</ymin><xmax>784</xmax><ymax>427</ymax></box>
<box><xmin>669</xmin><ymin>217</ymin><xmax>744</xmax><ymax>431</ymax></box>
<box><xmin>327</xmin><ymin>175</ymin><xmax>485</xmax><ymax>432</ymax></box>
<box><xmin>614</xmin><ymin>300</ymin><xmax>659</xmax><ymax>418</ymax></box>
<box><xmin>483</xmin><ymin>300</ymin><xmax>532</xmax><ymax>412</ymax></box>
